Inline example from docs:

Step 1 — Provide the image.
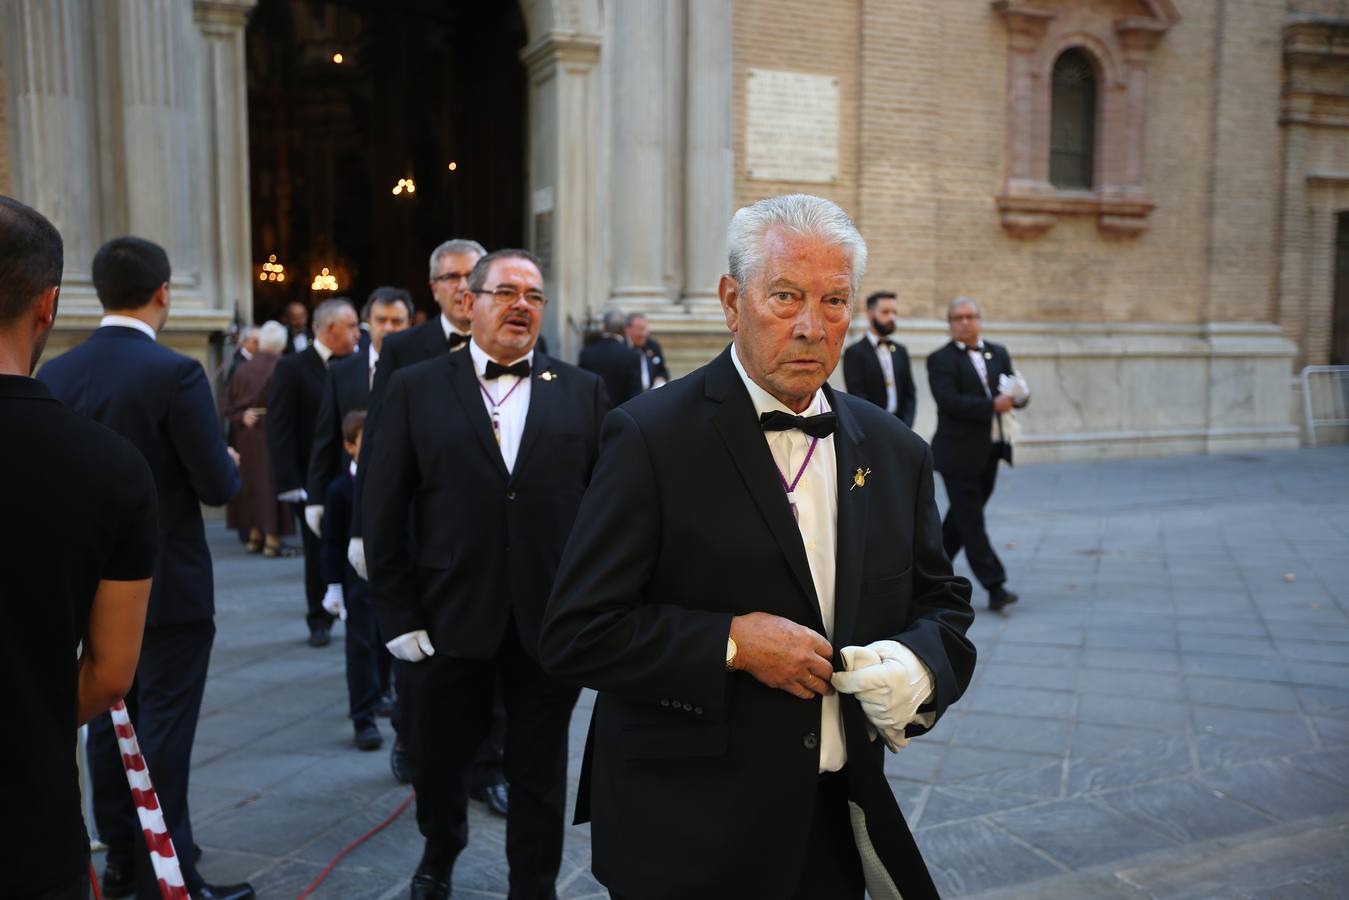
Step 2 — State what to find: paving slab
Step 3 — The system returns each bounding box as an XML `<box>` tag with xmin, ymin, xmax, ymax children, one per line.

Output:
<box><xmin>85</xmin><ymin>445</ymin><xmax>1349</xmax><ymax>898</ymax></box>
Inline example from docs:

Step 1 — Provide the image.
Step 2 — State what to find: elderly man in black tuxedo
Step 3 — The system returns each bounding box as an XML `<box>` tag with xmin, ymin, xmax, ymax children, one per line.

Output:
<box><xmin>540</xmin><ymin>194</ymin><xmax>975</xmax><ymax>900</ymax></box>
<box><xmin>927</xmin><ymin>296</ymin><xmax>1029</xmax><ymax>612</ymax></box>
<box><xmin>843</xmin><ymin>290</ymin><xmax>917</xmax><ymax>426</ymax></box>
<box><xmin>365</xmin><ymin>249</ymin><xmax>607</xmax><ymax>900</ymax></box>
<box><xmin>267</xmin><ymin>296</ymin><xmax>359</xmax><ymax>646</ymax></box>
<box><xmin>39</xmin><ymin>236</ymin><xmax>251</xmax><ymax>900</ymax></box>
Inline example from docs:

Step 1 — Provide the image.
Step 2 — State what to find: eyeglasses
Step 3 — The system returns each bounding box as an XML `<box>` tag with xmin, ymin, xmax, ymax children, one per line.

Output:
<box><xmin>473</xmin><ymin>286</ymin><xmax>548</xmax><ymax>308</ymax></box>
<box><xmin>431</xmin><ymin>271</ymin><xmax>472</xmax><ymax>284</ymax></box>
<box><xmin>948</xmin><ymin>313</ymin><xmax>981</xmax><ymax>322</ymax></box>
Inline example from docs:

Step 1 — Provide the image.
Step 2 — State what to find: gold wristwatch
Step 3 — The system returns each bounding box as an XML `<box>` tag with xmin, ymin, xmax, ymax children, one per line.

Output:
<box><xmin>725</xmin><ymin>636</ymin><xmax>738</xmax><ymax>671</ymax></box>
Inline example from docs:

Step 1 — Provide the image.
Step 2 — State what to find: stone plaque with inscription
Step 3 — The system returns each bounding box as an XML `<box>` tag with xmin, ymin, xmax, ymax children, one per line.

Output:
<box><xmin>746</xmin><ymin>68</ymin><xmax>839</xmax><ymax>184</ymax></box>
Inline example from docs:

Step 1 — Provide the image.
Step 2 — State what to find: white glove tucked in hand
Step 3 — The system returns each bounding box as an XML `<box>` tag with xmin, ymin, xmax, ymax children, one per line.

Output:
<box><xmin>321</xmin><ymin>583</ymin><xmax>347</xmax><ymax>621</ymax></box>
<box><xmin>277</xmin><ymin>488</ymin><xmax>308</xmax><ymax>504</ymax></box>
<box><xmin>386</xmin><ymin>630</ymin><xmax>436</xmax><ymax>663</ymax></box>
<box><xmin>997</xmin><ymin>371</ymin><xmax>1030</xmax><ymax>404</ymax></box>
<box><xmin>304</xmin><ymin>504</ymin><xmax>324</xmax><ymax>537</ymax></box>
<box><xmin>831</xmin><ymin>641</ymin><xmax>936</xmax><ymax>751</ymax></box>
<box><xmin>347</xmin><ymin>537</ymin><xmax>368</xmax><ymax>581</ymax></box>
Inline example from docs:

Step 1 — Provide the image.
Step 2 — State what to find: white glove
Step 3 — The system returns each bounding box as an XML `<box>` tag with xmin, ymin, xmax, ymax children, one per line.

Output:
<box><xmin>997</xmin><ymin>371</ymin><xmax>1030</xmax><ymax>404</ymax></box>
<box><xmin>386</xmin><ymin>630</ymin><xmax>435</xmax><ymax>663</ymax></box>
<box><xmin>278</xmin><ymin>488</ymin><xmax>308</xmax><ymax>503</ymax></box>
<box><xmin>304</xmin><ymin>504</ymin><xmax>324</xmax><ymax>537</ymax></box>
<box><xmin>321</xmin><ymin>583</ymin><xmax>347</xmax><ymax>621</ymax></box>
<box><xmin>831</xmin><ymin>641</ymin><xmax>936</xmax><ymax>751</ymax></box>
<box><xmin>347</xmin><ymin>537</ymin><xmax>368</xmax><ymax>581</ymax></box>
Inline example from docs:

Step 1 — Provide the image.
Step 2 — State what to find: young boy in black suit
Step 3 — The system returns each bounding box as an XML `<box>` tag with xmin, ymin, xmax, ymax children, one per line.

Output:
<box><xmin>321</xmin><ymin>410</ymin><xmax>390</xmax><ymax>750</ymax></box>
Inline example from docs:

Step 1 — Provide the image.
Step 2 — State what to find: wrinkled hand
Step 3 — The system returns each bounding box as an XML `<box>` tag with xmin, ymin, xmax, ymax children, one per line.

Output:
<box><xmin>321</xmin><ymin>583</ymin><xmax>347</xmax><ymax>621</ymax></box>
<box><xmin>347</xmin><ymin>537</ymin><xmax>368</xmax><ymax>581</ymax></box>
<box><xmin>226</xmin><ymin>447</ymin><xmax>241</xmax><ymax>467</ymax></box>
<box><xmin>304</xmin><ymin>504</ymin><xmax>324</xmax><ymax>537</ymax></box>
<box><xmin>386</xmin><ymin>630</ymin><xmax>435</xmax><ymax>663</ymax></box>
<box><xmin>832</xmin><ymin>641</ymin><xmax>934</xmax><ymax>751</ymax></box>
<box><xmin>993</xmin><ymin>393</ymin><xmax>1014</xmax><ymax>414</ymax></box>
<box><xmin>242</xmin><ymin>409</ymin><xmax>260</xmax><ymax>428</ymax></box>
<box><xmin>729</xmin><ymin>612</ymin><xmax>834</xmax><ymax>700</ymax></box>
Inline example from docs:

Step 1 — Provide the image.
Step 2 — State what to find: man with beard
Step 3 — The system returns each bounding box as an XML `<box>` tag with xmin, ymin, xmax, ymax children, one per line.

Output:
<box><xmin>843</xmin><ymin>290</ymin><xmax>916</xmax><ymax>427</ymax></box>
<box><xmin>364</xmin><ymin>249</ymin><xmax>607</xmax><ymax>899</ymax></box>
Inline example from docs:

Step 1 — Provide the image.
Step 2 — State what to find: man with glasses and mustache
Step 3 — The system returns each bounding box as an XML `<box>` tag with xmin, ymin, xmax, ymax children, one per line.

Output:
<box><xmin>363</xmin><ymin>249</ymin><xmax>608</xmax><ymax>900</ymax></box>
<box><xmin>927</xmin><ymin>296</ymin><xmax>1029</xmax><ymax>612</ymax></box>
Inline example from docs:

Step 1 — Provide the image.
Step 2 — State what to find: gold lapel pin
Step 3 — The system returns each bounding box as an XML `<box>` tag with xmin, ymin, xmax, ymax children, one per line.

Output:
<box><xmin>851</xmin><ymin>467</ymin><xmax>871</xmax><ymax>491</ymax></box>
<box><xmin>984</xmin><ymin>351</ymin><xmax>993</xmax><ymax>360</ymax></box>
<box><xmin>540</xmin><ymin>370</ymin><xmax>556</xmax><ymax>381</ymax></box>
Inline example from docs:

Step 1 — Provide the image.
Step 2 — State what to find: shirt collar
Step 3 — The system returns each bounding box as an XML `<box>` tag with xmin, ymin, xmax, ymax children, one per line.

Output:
<box><xmin>730</xmin><ymin>344</ymin><xmax>829</xmax><ymax>419</ymax></box>
<box><xmin>99</xmin><ymin>314</ymin><xmax>157</xmax><ymax>341</ymax></box>
<box><xmin>0</xmin><ymin>374</ymin><xmax>56</xmax><ymax>400</ymax></box>
<box><xmin>440</xmin><ymin>314</ymin><xmax>470</xmax><ymax>342</ymax></box>
<box><xmin>240</xmin><ymin>347</ymin><xmax>253</xmax><ymax>360</ymax></box>
<box><xmin>468</xmin><ymin>337</ymin><xmax>534</xmax><ymax>378</ymax></box>
<box><xmin>958</xmin><ymin>339</ymin><xmax>985</xmax><ymax>353</ymax></box>
<box><xmin>368</xmin><ymin>345</ymin><xmax>379</xmax><ymax>370</ymax></box>
<box><xmin>314</xmin><ymin>339</ymin><xmax>335</xmax><ymax>364</ymax></box>
<box><xmin>348</xmin><ymin>459</ymin><xmax>358</xmax><ymax>478</ymax></box>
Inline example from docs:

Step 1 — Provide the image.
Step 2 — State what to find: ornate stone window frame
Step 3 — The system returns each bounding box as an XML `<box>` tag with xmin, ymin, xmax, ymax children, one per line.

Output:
<box><xmin>992</xmin><ymin>0</ymin><xmax>1179</xmax><ymax>238</ymax></box>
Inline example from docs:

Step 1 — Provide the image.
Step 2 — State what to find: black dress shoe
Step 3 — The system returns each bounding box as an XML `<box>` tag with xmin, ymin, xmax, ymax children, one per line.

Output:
<box><xmin>308</xmin><ymin>625</ymin><xmax>331</xmax><ymax>647</ymax></box>
<box><xmin>989</xmin><ymin>585</ymin><xmax>1020</xmax><ymax>612</ymax></box>
<box><xmin>390</xmin><ymin>739</ymin><xmax>418</xmax><ymax>784</ymax></box>
<box><xmin>410</xmin><ymin>843</ymin><xmax>453</xmax><ymax>900</ymax></box>
<box><xmin>192</xmin><ymin>882</ymin><xmax>255</xmax><ymax>900</ymax></box>
<box><xmin>101</xmin><ymin>859</ymin><xmax>135</xmax><ymax>899</ymax></box>
<box><xmin>469</xmin><ymin>781</ymin><xmax>509</xmax><ymax>817</ymax></box>
<box><xmin>355</xmin><ymin>722</ymin><xmax>384</xmax><ymax>751</ymax></box>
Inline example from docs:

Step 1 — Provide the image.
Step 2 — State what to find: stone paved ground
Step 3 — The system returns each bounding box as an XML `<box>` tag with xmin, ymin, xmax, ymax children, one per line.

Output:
<box><xmin>92</xmin><ymin>447</ymin><xmax>1349</xmax><ymax>899</ymax></box>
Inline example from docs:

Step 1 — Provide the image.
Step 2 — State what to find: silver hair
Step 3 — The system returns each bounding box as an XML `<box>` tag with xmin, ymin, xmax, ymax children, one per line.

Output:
<box><xmin>239</xmin><ymin>325</ymin><xmax>260</xmax><ymax>340</ymax></box>
<box><xmin>313</xmin><ymin>297</ymin><xmax>355</xmax><ymax>334</ymax></box>
<box><xmin>257</xmin><ymin>320</ymin><xmax>288</xmax><ymax>353</ymax></box>
<box><xmin>428</xmin><ymin>239</ymin><xmax>487</xmax><ymax>279</ymax></box>
<box><xmin>727</xmin><ymin>194</ymin><xmax>868</xmax><ymax>296</ymax></box>
<box><xmin>947</xmin><ymin>295</ymin><xmax>981</xmax><ymax>318</ymax></box>
<box><xmin>601</xmin><ymin>308</ymin><xmax>627</xmax><ymax>334</ymax></box>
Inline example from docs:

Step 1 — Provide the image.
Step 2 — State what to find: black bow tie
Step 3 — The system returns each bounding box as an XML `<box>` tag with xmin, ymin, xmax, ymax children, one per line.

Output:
<box><xmin>484</xmin><ymin>359</ymin><xmax>530</xmax><ymax>380</ymax></box>
<box><xmin>447</xmin><ymin>332</ymin><xmax>469</xmax><ymax>350</ymax></box>
<box><xmin>759</xmin><ymin>410</ymin><xmax>837</xmax><ymax>439</ymax></box>
<box><xmin>957</xmin><ymin>342</ymin><xmax>983</xmax><ymax>353</ymax></box>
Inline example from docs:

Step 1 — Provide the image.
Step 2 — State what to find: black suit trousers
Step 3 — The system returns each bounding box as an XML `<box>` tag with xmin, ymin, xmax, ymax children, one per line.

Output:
<box><xmin>90</xmin><ymin>619</ymin><xmax>215</xmax><ymax>897</ymax></box>
<box><xmin>294</xmin><ymin>502</ymin><xmax>333</xmax><ymax>631</ymax></box>
<box><xmin>343</xmin><ymin>579</ymin><xmax>385</xmax><ymax>725</ymax></box>
<box><xmin>406</xmin><ymin>622</ymin><xmax>579</xmax><ymax>899</ymax></box>
<box><xmin>940</xmin><ymin>446</ymin><xmax>1007</xmax><ymax>590</ymax></box>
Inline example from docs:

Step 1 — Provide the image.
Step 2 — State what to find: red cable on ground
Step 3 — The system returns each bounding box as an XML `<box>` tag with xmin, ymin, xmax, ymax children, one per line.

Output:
<box><xmin>90</xmin><ymin>859</ymin><xmax>103</xmax><ymax>900</ymax></box>
<box><xmin>296</xmin><ymin>790</ymin><xmax>416</xmax><ymax>899</ymax></box>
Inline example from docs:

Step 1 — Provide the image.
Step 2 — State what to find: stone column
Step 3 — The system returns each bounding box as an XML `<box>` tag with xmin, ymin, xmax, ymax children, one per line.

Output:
<box><xmin>608</xmin><ymin>0</ymin><xmax>673</xmax><ymax>310</ymax></box>
<box><xmin>1</xmin><ymin>0</ymin><xmax>102</xmax><ymax>302</ymax></box>
<box><xmin>682</xmin><ymin>0</ymin><xmax>733</xmax><ymax>309</ymax></box>
<box><xmin>194</xmin><ymin>0</ymin><xmax>257</xmax><ymax>324</ymax></box>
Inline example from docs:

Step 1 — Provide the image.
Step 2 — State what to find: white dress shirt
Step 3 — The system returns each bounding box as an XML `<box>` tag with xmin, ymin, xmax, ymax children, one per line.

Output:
<box><xmin>866</xmin><ymin>331</ymin><xmax>898</xmax><ymax>414</ymax></box>
<box><xmin>367</xmin><ymin>345</ymin><xmax>379</xmax><ymax>388</ymax></box>
<box><xmin>730</xmin><ymin>346</ymin><xmax>846</xmax><ymax>773</ymax></box>
<box><xmin>98</xmin><ymin>315</ymin><xmax>157</xmax><ymax>341</ymax></box>
<box><xmin>291</xmin><ymin>331</ymin><xmax>310</xmax><ymax>353</ymax></box>
<box><xmin>469</xmin><ymin>339</ymin><xmax>533</xmax><ymax>474</ymax></box>
<box><xmin>961</xmin><ymin>340</ymin><xmax>1006</xmax><ymax>441</ymax></box>
<box><xmin>440</xmin><ymin>314</ymin><xmax>470</xmax><ymax>344</ymax></box>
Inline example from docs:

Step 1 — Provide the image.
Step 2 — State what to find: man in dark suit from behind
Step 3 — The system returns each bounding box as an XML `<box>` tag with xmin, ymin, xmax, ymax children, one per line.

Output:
<box><xmin>624</xmin><ymin>311</ymin><xmax>670</xmax><ymax>390</ymax></box>
<box><xmin>540</xmin><ymin>194</ymin><xmax>975</xmax><ymax>900</ymax></box>
<box><xmin>926</xmin><ymin>295</ymin><xmax>1028</xmax><ymax>612</ymax></box>
<box><xmin>843</xmin><ymin>290</ymin><xmax>917</xmax><ymax>427</ymax></box>
<box><xmin>267</xmin><ymin>295</ymin><xmax>359</xmax><ymax>647</ymax></box>
<box><xmin>364</xmin><ymin>249</ymin><xmax>608</xmax><ymax>900</ymax></box>
<box><xmin>38</xmin><ymin>235</ymin><xmax>251</xmax><ymax>900</ymax></box>
<box><xmin>579</xmin><ymin>307</ymin><xmax>642</xmax><ymax>407</ymax></box>
<box><xmin>0</xmin><ymin>197</ymin><xmax>157</xmax><ymax>900</ymax></box>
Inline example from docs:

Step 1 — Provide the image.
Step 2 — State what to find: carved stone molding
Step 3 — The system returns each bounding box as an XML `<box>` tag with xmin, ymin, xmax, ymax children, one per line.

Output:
<box><xmin>992</xmin><ymin>0</ymin><xmax>1177</xmax><ymax>238</ymax></box>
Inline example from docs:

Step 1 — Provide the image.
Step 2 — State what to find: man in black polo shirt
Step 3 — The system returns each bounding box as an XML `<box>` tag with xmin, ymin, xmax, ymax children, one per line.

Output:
<box><xmin>0</xmin><ymin>197</ymin><xmax>158</xmax><ymax>899</ymax></box>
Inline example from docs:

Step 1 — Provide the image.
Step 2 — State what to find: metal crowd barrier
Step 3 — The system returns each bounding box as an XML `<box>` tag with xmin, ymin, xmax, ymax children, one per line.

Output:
<box><xmin>1302</xmin><ymin>365</ymin><xmax>1349</xmax><ymax>447</ymax></box>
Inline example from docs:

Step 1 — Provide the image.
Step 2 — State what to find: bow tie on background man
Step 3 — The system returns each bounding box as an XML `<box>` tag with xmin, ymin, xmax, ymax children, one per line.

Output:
<box><xmin>447</xmin><ymin>332</ymin><xmax>470</xmax><ymax>350</ymax></box>
<box><xmin>484</xmin><ymin>359</ymin><xmax>530</xmax><ymax>381</ymax></box>
<box><xmin>879</xmin><ymin>338</ymin><xmax>896</xmax><ymax>352</ymax></box>
<box><xmin>759</xmin><ymin>410</ymin><xmax>837</xmax><ymax>439</ymax></box>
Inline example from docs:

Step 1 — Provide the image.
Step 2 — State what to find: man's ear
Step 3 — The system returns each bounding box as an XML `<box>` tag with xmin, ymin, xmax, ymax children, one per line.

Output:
<box><xmin>718</xmin><ymin>274</ymin><xmax>740</xmax><ymax>334</ymax></box>
<box><xmin>34</xmin><ymin>285</ymin><xmax>59</xmax><ymax>327</ymax></box>
<box><xmin>152</xmin><ymin>282</ymin><xmax>170</xmax><ymax>308</ymax></box>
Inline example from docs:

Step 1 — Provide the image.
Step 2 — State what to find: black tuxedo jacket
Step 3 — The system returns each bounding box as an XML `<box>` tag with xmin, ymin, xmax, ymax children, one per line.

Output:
<box><xmin>267</xmin><ymin>346</ymin><xmax>330</xmax><ymax>496</ymax></box>
<box><xmin>579</xmin><ymin>336</ymin><xmax>642</xmax><ymax>407</ymax></box>
<box><xmin>38</xmin><ymin>326</ymin><xmax>239</xmax><ymax>626</ymax></box>
<box><xmin>632</xmin><ymin>336</ymin><xmax>670</xmax><ymax>385</ymax></box>
<box><xmin>927</xmin><ymin>340</ymin><xmax>1026</xmax><ymax>476</ymax></box>
<box><xmin>306</xmin><ymin>347</ymin><xmax>371</xmax><ymax>501</ymax></box>
<box><xmin>842</xmin><ymin>335</ymin><xmax>917</xmax><ymax>427</ymax></box>
<box><xmin>539</xmin><ymin>346</ymin><xmax>975</xmax><ymax>900</ymax></box>
<box><xmin>364</xmin><ymin>349</ymin><xmax>608</xmax><ymax>657</ymax></box>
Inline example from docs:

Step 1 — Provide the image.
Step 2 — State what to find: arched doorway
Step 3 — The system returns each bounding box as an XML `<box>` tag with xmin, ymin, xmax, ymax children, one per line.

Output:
<box><xmin>245</xmin><ymin>0</ymin><xmax>528</xmax><ymax>324</ymax></box>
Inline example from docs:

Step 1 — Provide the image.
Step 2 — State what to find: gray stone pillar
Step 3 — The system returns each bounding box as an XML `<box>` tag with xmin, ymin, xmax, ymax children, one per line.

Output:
<box><xmin>682</xmin><ymin>0</ymin><xmax>733</xmax><ymax>309</ymax></box>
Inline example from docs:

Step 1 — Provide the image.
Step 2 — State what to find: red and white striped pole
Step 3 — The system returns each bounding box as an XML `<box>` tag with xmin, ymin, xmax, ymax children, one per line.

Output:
<box><xmin>108</xmin><ymin>701</ymin><xmax>189</xmax><ymax>899</ymax></box>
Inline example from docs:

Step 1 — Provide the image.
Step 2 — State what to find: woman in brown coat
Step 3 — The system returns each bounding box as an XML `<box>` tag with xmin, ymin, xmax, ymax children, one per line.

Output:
<box><xmin>222</xmin><ymin>320</ymin><xmax>296</xmax><ymax>555</ymax></box>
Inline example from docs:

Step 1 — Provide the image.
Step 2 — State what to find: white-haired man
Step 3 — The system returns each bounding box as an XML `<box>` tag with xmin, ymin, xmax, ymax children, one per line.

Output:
<box><xmin>267</xmin><ymin>296</ymin><xmax>359</xmax><ymax>646</ymax></box>
<box><xmin>541</xmin><ymin>194</ymin><xmax>975</xmax><ymax>900</ymax></box>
